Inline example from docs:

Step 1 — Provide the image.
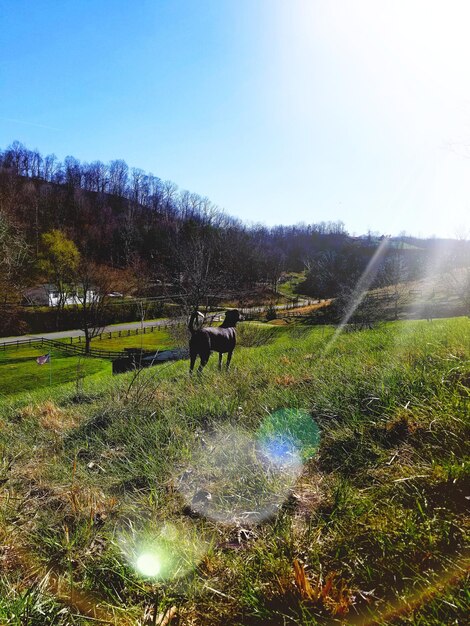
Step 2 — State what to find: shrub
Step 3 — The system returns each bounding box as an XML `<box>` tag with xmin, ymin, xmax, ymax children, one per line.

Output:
<box><xmin>265</xmin><ymin>304</ymin><xmax>277</xmax><ymax>321</ymax></box>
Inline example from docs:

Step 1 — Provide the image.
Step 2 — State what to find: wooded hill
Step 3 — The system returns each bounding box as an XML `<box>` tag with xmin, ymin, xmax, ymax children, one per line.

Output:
<box><xmin>0</xmin><ymin>141</ymin><xmax>468</xmax><ymax>334</ymax></box>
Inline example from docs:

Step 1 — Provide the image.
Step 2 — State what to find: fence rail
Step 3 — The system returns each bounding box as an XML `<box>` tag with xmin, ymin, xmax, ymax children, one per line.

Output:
<box><xmin>0</xmin><ymin>323</ymin><xmax>175</xmax><ymax>359</ymax></box>
<box><xmin>0</xmin><ymin>299</ymin><xmax>316</xmax><ymax>356</ymax></box>
<box><xmin>0</xmin><ymin>336</ymin><xmax>128</xmax><ymax>359</ymax></box>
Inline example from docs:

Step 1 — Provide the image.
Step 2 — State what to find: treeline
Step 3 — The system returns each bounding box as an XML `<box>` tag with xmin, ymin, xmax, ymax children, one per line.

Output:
<box><xmin>0</xmin><ymin>141</ymin><xmax>350</xmax><ymax>287</ymax></box>
<box><xmin>1</xmin><ymin>140</ymin><xmax>468</xmax><ymax>336</ymax></box>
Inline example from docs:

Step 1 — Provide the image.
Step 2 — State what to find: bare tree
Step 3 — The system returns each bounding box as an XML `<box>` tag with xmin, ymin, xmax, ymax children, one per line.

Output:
<box><xmin>64</xmin><ymin>156</ymin><xmax>82</xmax><ymax>188</ymax></box>
<box><xmin>443</xmin><ymin>235</ymin><xmax>470</xmax><ymax>316</ymax></box>
<box><xmin>108</xmin><ymin>159</ymin><xmax>129</xmax><ymax>196</ymax></box>
<box><xmin>174</xmin><ymin>229</ymin><xmax>227</xmax><ymax>314</ymax></box>
<box><xmin>0</xmin><ymin>211</ymin><xmax>30</xmax><ymax>335</ymax></box>
<box><xmin>162</xmin><ymin>180</ymin><xmax>178</xmax><ymax>220</ymax></box>
<box><xmin>43</xmin><ymin>153</ymin><xmax>59</xmax><ymax>182</ymax></box>
<box><xmin>73</xmin><ymin>262</ymin><xmax>120</xmax><ymax>353</ymax></box>
<box><xmin>380</xmin><ymin>244</ymin><xmax>410</xmax><ymax>320</ymax></box>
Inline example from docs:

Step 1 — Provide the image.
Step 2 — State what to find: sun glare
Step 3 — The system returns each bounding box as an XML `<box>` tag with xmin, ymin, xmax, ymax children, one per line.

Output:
<box><xmin>135</xmin><ymin>552</ymin><xmax>161</xmax><ymax>578</ymax></box>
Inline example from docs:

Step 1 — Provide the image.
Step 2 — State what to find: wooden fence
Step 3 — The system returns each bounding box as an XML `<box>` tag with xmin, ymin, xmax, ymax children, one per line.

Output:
<box><xmin>0</xmin><ymin>336</ymin><xmax>127</xmax><ymax>360</ymax></box>
<box><xmin>0</xmin><ymin>322</ymin><xmax>179</xmax><ymax>360</ymax></box>
<box><xmin>0</xmin><ymin>299</ymin><xmax>315</xmax><ymax>356</ymax></box>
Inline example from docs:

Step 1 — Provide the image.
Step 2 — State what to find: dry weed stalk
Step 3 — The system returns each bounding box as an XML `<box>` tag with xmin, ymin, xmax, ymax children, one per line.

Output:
<box><xmin>293</xmin><ymin>559</ymin><xmax>355</xmax><ymax>616</ymax></box>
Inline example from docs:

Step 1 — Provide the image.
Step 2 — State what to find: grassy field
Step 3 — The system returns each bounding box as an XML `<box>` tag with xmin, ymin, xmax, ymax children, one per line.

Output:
<box><xmin>0</xmin><ymin>346</ymin><xmax>111</xmax><ymax>397</ymax></box>
<box><xmin>277</xmin><ymin>272</ymin><xmax>307</xmax><ymax>298</ymax></box>
<box><xmin>0</xmin><ymin>329</ymin><xmax>173</xmax><ymax>397</ymax></box>
<box><xmin>88</xmin><ymin>327</ymin><xmax>173</xmax><ymax>352</ymax></box>
<box><xmin>0</xmin><ymin>318</ymin><xmax>468</xmax><ymax>625</ymax></box>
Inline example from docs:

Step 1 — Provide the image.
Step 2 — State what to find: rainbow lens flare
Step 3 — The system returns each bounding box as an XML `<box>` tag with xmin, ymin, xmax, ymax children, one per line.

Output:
<box><xmin>177</xmin><ymin>410</ymin><xmax>320</xmax><ymax>525</ymax></box>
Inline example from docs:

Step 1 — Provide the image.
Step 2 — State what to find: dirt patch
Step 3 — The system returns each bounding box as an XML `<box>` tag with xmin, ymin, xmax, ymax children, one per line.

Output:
<box><xmin>278</xmin><ymin>301</ymin><xmax>332</xmax><ymax>316</ymax></box>
<box><xmin>18</xmin><ymin>401</ymin><xmax>79</xmax><ymax>432</ymax></box>
<box><xmin>274</xmin><ymin>375</ymin><xmax>314</xmax><ymax>387</ymax></box>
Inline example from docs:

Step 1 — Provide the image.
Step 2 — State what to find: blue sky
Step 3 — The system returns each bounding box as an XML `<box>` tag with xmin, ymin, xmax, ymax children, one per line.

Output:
<box><xmin>1</xmin><ymin>0</ymin><xmax>470</xmax><ymax>237</ymax></box>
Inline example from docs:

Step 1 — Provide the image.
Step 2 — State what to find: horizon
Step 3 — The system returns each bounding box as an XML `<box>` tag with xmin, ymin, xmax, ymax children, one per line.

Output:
<box><xmin>1</xmin><ymin>0</ymin><xmax>470</xmax><ymax>239</ymax></box>
<box><xmin>3</xmin><ymin>137</ymin><xmax>463</xmax><ymax>242</ymax></box>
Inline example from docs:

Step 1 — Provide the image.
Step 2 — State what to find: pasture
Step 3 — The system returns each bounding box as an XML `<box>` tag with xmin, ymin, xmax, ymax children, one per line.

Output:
<box><xmin>0</xmin><ymin>329</ymin><xmax>173</xmax><ymax>397</ymax></box>
<box><xmin>0</xmin><ymin>346</ymin><xmax>111</xmax><ymax>397</ymax></box>
<box><xmin>0</xmin><ymin>318</ymin><xmax>468</xmax><ymax>625</ymax></box>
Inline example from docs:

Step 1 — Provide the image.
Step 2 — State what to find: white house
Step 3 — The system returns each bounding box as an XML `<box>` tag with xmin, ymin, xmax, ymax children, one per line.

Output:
<box><xmin>23</xmin><ymin>284</ymin><xmax>98</xmax><ymax>307</ymax></box>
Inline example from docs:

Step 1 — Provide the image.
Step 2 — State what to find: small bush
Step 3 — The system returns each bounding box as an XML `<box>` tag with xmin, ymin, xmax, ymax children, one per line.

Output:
<box><xmin>237</xmin><ymin>323</ymin><xmax>278</xmax><ymax>347</ymax></box>
<box><xmin>265</xmin><ymin>304</ymin><xmax>277</xmax><ymax>321</ymax></box>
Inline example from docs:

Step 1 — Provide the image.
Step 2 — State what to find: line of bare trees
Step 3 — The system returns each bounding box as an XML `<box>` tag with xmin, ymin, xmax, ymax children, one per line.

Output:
<box><xmin>1</xmin><ymin>140</ymin><xmax>468</xmax><ymax>339</ymax></box>
<box><xmin>0</xmin><ymin>142</ymin><xmax>352</xmax><ymax>294</ymax></box>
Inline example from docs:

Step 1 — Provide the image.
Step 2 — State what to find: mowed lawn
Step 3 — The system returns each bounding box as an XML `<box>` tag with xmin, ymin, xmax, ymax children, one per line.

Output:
<box><xmin>0</xmin><ymin>329</ymin><xmax>174</xmax><ymax>396</ymax></box>
<box><xmin>0</xmin><ymin>346</ymin><xmax>110</xmax><ymax>396</ymax></box>
<box><xmin>88</xmin><ymin>327</ymin><xmax>173</xmax><ymax>352</ymax></box>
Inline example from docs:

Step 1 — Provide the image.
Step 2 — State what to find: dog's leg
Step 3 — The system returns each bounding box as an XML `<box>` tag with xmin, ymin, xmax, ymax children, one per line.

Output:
<box><xmin>198</xmin><ymin>357</ymin><xmax>209</xmax><ymax>374</ymax></box>
<box><xmin>226</xmin><ymin>350</ymin><xmax>233</xmax><ymax>370</ymax></box>
<box><xmin>218</xmin><ymin>353</ymin><xmax>223</xmax><ymax>370</ymax></box>
<box><xmin>189</xmin><ymin>346</ymin><xmax>197</xmax><ymax>374</ymax></box>
<box><xmin>198</xmin><ymin>347</ymin><xmax>210</xmax><ymax>374</ymax></box>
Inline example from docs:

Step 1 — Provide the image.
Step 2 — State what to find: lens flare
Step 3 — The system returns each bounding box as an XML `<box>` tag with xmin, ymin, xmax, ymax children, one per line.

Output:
<box><xmin>118</xmin><ymin>520</ymin><xmax>208</xmax><ymax>581</ymax></box>
<box><xmin>257</xmin><ymin>408</ymin><xmax>320</xmax><ymax>466</ymax></box>
<box><xmin>324</xmin><ymin>238</ymin><xmax>390</xmax><ymax>354</ymax></box>
<box><xmin>177</xmin><ymin>413</ymin><xmax>320</xmax><ymax>525</ymax></box>
<box><xmin>259</xmin><ymin>434</ymin><xmax>299</xmax><ymax>467</ymax></box>
<box><xmin>136</xmin><ymin>552</ymin><xmax>161</xmax><ymax>577</ymax></box>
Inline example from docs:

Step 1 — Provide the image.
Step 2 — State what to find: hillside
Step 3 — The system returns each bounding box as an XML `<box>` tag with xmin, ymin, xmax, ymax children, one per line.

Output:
<box><xmin>0</xmin><ymin>318</ymin><xmax>468</xmax><ymax>625</ymax></box>
<box><xmin>0</xmin><ymin>141</ymin><xmax>352</xmax><ymax>289</ymax></box>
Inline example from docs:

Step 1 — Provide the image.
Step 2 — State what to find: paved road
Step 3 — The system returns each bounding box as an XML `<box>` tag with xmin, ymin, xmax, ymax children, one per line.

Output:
<box><xmin>0</xmin><ymin>299</ymin><xmax>315</xmax><ymax>346</ymax></box>
<box><xmin>0</xmin><ymin>318</ymin><xmax>180</xmax><ymax>346</ymax></box>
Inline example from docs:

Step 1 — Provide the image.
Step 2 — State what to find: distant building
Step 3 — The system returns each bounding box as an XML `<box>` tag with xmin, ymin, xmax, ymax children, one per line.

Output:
<box><xmin>23</xmin><ymin>284</ymin><xmax>98</xmax><ymax>307</ymax></box>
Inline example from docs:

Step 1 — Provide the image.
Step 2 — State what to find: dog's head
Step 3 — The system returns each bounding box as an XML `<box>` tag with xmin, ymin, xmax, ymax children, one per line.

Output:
<box><xmin>224</xmin><ymin>309</ymin><xmax>243</xmax><ymax>326</ymax></box>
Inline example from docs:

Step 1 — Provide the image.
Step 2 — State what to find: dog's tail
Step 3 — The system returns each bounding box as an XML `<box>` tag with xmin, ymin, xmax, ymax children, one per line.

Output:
<box><xmin>188</xmin><ymin>310</ymin><xmax>204</xmax><ymax>334</ymax></box>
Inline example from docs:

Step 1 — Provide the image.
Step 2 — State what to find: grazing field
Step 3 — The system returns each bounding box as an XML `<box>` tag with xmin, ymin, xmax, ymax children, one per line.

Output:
<box><xmin>0</xmin><ymin>318</ymin><xmax>468</xmax><ymax>625</ymax></box>
<box><xmin>277</xmin><ymin>272</ymin><xmax>307</xmax><ymax>298</ymax></box>
<box><xmin>0</xmin><ymin>329</ymin><xmax>173</xmax><ymax>397</ymax></box>
<box><xmin>88</xmin><ymin>327</ymin><xmax>173</xmax><ymax>352</ymax></box>
<box><xmin>0</xmin><ymin>346</ymin><xmax>111</xmax><ymax>397</ymax></box>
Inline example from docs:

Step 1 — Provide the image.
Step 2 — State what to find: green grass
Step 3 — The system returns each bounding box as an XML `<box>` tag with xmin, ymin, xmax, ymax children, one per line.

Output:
<box><xmin>0</xmin><ymin>329</ymin><xmax>173</xmax><ymax>396</ymax></box>
<box><xmin>0</xmin><ymin>318</ymin><xmax>468</xmax><ymax>625</ymax></box>
<box><xmin>0</xmin><ymin>346</ymin><xmax>111</xmax><ymax>396</ymax></box>
<box><xmin>277</xmin><ymin>272</ymin><xmax>307</xmax><ymax>297</ymax></box>
<box><xmin>88</xmin><ymin>327</ymin><xmax>173</xmax><ymax>352</ymax></box>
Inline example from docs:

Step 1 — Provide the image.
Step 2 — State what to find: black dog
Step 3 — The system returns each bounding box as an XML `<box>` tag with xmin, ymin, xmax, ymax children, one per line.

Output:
<box><xmin>188</xmin><ymin>309</ymin><xmax>241</xmax><ymax>373</ymax></box>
